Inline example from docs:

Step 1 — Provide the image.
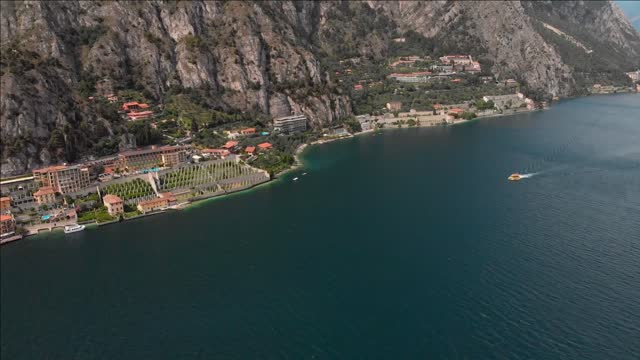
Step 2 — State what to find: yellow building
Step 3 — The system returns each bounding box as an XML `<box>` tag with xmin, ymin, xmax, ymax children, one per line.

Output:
<box><xmin>136</xmin><ymin>197</ymin><xmax>169</xmax><ymax>214</ymax></box>
<box><xmin>33</xmin><ymin>186</ymin><xmax>57</xmax><ymax>206</ymax></box>
<box><xmin>117</xmin><ymin>145</ymin><xmax>187</xmax><ymax>171</ymax></box>
<box><xmin>103</xmin><ymin>194</ymin><xmax>124</xmax><ymax>216</ymax></box>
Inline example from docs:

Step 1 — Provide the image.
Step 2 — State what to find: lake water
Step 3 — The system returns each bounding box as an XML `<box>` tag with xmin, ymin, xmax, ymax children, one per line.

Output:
<box><xmin>2</xmin><ymin>94</ymin><xmax>639</xmax><ymax>359</ymax></box>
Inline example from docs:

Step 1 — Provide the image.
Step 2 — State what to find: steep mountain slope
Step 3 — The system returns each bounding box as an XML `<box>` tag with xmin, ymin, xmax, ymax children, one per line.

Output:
<box><xmin>1</xmin><ymin>1</ymin><xmax>639</xmax><ymax>176</ymax></box>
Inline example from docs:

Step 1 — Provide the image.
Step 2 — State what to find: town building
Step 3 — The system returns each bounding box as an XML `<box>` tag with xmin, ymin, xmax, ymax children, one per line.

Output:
<box><xmin>33</xmin><ymin>186</ymin><xmax>57</xmax><ymax>206</ymax></box>
<box><xmin>273</xmin><ymin>114</ymin><xmax>308</xmax><ymax>133</ymax></box>
<box><xmin>386</xmin><ymin>101</ymin><xmax>402</xmax><ymax>111</ymax></box>
<box><xmin>117</xmin><ymin>145</ymin><xmax>188</xmax><ymax>171</ymax></box>
<box><xmin>439</xmin><ymin>55</ymin><xmax>474</xmax><ymax>65</ymax></box>
<box><xmin>121</xmin><ymin>102</ymin><xmax>150</xmax><ymax>112</ymax></box>
<box><xmin>159</xmin><ymin>192</ymin><xmax>177</xmax><ymax>206</ymax></box>
<box><xmin>466</xmin><ymin>61</ymin><xmax>481</xmax><ymax>73</ymax></box>
<box><xmin>626</xmin><ymin>70</ymin><xmax>640</xmax><ymax>82</ymax></box>
<box><xmin>0</xmin><ymin>176</ymin><xmax>37</xmax><ymax>209</ymax></box>
<box><xmin>240</xmin><ymin>128</ymin><xmax>256</xmax><ymax>135</ymax></box>
<box><xmin>127</xmin><ymin>111</ymin><xmax>154</xmax><ymax>121</ymax></box>
<box><xmin>0</xmin><ymin>214</ymin><xmax>16</xmax><ymax>238</ymax></box>
<box><xmin>431</xmin><ymin>64</ymin><xmax>454</xmax><ymax>74</ymax></box>
<box><xmin>389</xmin><ymin>59</ymin><xmax>416</xmax><ymax>67</ymax></box>
<box><xmin>389</xmin><ymin>71</ymin><xmax>431</xmax><ymax>83</ymax></box>
<box><xmin>447</xmin><ymin>108</ymin><xmax>465</xmax><ymax>116</ymax></box>
<box><xmin>392</xmin><ymin>37</ymin><xmax>406</xmax><ymax>43</ymax></box>
<box><xmin>483</xmin><ymin>94</ymin><xmax>523</xmax><ymax>110</ymax></box>
<box><xmin>257</xmin><ymin>142</ymin><xmax>273</xmax><ymax>151</ymax></box>
<box><xmin>202</xmin><ymin>148</ymin><xmax>230</xmax><ymax>158</ymax></box>
<box><xmin>245</xmin><ymin>146</ymin><xmax>256</xmax><ymax>155</ymax></box>
<box><xmin>0</xmin><ymin>197</ymin><xmax>11</xmax><ymax>212</ymax></box>
<box><xmin>353</xmin><ymin>84</ymin><xmax>364</xmax><ymax>90</ymax></box>
<box><xmin>222</xmin><ymin>141</ymin><xmax>239</xmax><ymax>150</ymax></box>
<box><xmin>136</xmin><ymin>197</ymin><xmax>170</xmax><ymax>214</ymax></box>
<box><xmin>356</xmin><ymin>114</ymin><xmax>374</xmax><ymax>131</ymax></box>
<box><xmin>103</xmin><ymin>194</ymin><xmax>124</xmax><ymax>216</ymax></box>
<box><xmin>504</xmin><ymin>79</ymin><xmax>518</xmax><ymax>87</ymax></box>
<box><xmin>33</xmin><ymin>165</ymin><xmax>91</xmax><ymax>195</ymax></box>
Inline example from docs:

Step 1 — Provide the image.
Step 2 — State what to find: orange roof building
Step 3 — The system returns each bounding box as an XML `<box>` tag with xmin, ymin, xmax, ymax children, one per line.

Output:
<box><xmin>136</xmin><ymin>197</ymin><xmax>169</xmax><ymax>214</ymax></box>
<box><xmin>33</xmin><ymin>164</ymin><xmax>91</xmax><ymax>194</ymax></box>
<box><xmin>0</xmin><ymin>214</ymin><xmax>16</xmax><ymax>237</ymax></box>
<box><xmin>103</xmin><ymin>194</ymin><xmax>124</xmax><ymax>216</ymax></box>
<box><xmin>34</xmin><ymin>186</ymin><xmax>56</xmax><ymax>206</ymax></box>
<box><xmin>0</xmin><ymin>197</ymin><xmax>11</xmax><ymax>212</ymax></box>
<box><xmin>245</xmin><ymin>146</ymin><xmax>256</xmax><ymax>154</ymax></box>
<box><xmin>257</xmin><ymin>142</ymin><xmax>273</xmax><ymax>150</ymax></box>
<box><xmin>448</xmin><ymin>108</ymin><xmax>465</xmax><ymax>115</ymax></box>
<box><xmin>222</xmin><ymin>141</ymin><xmax>239</xmax><ymax>149</ymax></box>
<box><xmin>122</xmin><ymin>102</ymin><xmax>151</xmax><ymax>112</ymax></box>
<box><xmin>240</xmin><ymin>128</ymin><xmax>256</xmax><ymax>135</ymax></box>
<box><xmin>159</xmin><ymin>192</ymin><xmax>177</xmax><ymax>205</ymax></box>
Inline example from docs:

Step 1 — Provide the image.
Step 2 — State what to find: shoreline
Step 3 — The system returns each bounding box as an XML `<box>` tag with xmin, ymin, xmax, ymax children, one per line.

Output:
<box><xmin>4</xmin><ymin>105</ymin><xmax>544</xmax><ymax>243</ymax></box>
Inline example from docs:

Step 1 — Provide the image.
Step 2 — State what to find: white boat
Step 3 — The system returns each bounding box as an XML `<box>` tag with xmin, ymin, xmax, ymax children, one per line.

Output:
<box><xmin>302</xmin><ymin>173</ymin><xmax>307</xmax><ymax>176</ymax></box>
<box><xmin>64</xmin><ymin>224</ymin><xmax>85</xmax><ymax>234</ymax></box>
<box><xmin>293</xmin><ymin>177</ymin><xmax>299</xmax><ymax>181</ymax></box>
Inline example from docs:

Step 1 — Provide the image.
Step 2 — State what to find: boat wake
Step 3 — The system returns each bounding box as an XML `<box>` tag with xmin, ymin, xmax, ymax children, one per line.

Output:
<box><xmin>518</xmin><ymin>172</ymin><xmax>540</xmax><ymax>179</ymax></box>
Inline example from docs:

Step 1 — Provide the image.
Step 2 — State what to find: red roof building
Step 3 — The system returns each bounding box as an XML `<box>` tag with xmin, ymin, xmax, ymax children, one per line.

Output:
<box><xmin>0</xmin><ymin>197</ymin><xmax>11</xmax><ymax>212</ymax></box>
<box><xmin>245</xmin><ymin>146</ymin><xmax>256</xmax><ymax>154</ymax></box>
<box><xmin>222</xmin><ymin>141</ymin><xmax>239</xmax><ymax>149</ymax></box>
<box><xmin>102</xmin><ymin>194</ymin><xmax>124</xmax><ymax>216</ymax></box>
<box><xmin>240</xmin><ymin>128</ymin><xmax>256</xmax><ymax>135</ymax></box>
<box><xmin>0</xmin><ymin>214</ymin><xmax>16</xmax><ymax>237</ymax></box>
<box><xmin>122</xmin><ymin>102</ymin><xmax>151</xmax><ymax>112</ymax></box>
<box><xmin>448</xmin><ymin>108</ymin><xmax>465</xmax><ymax>115</ymax></box>
<box><xmin>33</xmin><ymin>186</ymin><xmax>56</xmax><ymax>206</ymax></box>
<box><xmin>257</xmin><ymin>142</ymin><xmax>273</xmax><ymax>150</ymax></box>
<box><xmin>353</xmin><ymin>84</ymin><xmax>364</xmax><ymax>90</ymax></box>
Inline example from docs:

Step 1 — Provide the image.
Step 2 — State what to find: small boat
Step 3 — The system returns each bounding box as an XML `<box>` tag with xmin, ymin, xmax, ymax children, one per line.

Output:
<box><xmin>302</xmin><ymin>173</ymin><xmax>307</xmax><ymax>176</ymax></box>
<box><xmin>64</xmin><ymin>224</ymin><xmax>85</xmax><ymax>234</ymax></box>
<box><xmin>293</xmin><ymin>177</ymin><xmax>299</xmax><ymax>181</ymax></box>
<box><xmin>508</xmin><ymin>173</ymin><xmax>522</xmax><ymax>181</ymax></box>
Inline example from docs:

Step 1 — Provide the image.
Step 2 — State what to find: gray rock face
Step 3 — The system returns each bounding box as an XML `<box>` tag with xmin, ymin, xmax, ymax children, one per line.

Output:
<box><xmin>1</xmin><ymin>0</ymin><xmax>639</xmax><ymax>176</ymax></box>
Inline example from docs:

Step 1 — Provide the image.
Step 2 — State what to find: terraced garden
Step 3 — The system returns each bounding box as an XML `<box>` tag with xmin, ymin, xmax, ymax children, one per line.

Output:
<box><xmin>101</xmin><ymin>178</ymin><xmax>155</xmax><ymax>200</ymax></box>
<box><xmin>157</xmin><ymin>159</ymin><xmax>262</xmax><ymax>192</ymax></box>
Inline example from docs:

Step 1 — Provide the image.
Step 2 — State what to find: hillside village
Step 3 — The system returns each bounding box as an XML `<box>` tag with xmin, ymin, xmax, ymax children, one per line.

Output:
<box><xmin>2</xmin><ymin>45</ymin><xmax>639</xmax><ymax>243</ymax></box>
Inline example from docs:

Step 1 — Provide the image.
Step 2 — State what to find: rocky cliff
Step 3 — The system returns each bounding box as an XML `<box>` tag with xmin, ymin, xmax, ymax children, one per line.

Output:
<box><xmin>1</xmin><ymin>1</ymin><xmax>639</xmax><ymax>176</ymax></box>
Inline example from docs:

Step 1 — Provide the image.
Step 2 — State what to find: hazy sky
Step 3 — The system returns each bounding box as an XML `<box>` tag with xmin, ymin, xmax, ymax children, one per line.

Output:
<box><xmin>616</xmin><ymin>0</ymin><xmax>640</xmax><ymax>30</ymax></box>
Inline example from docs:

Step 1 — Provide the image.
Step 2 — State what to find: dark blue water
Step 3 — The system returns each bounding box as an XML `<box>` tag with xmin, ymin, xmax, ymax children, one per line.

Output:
<box><xmin>2</xmin><ymin>94</ymin><xmax>639</xmax><ymax>359</ymax></box>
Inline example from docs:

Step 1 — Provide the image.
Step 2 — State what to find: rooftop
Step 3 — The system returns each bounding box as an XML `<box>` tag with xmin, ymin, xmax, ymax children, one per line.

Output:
<box><xmin>34</xmin><ymin>186</ymin><xmax>56</xmax><ymax>196</ymax></box>
<box><xmin>119</xmin><ymin>145</ymin><xmax>181</xmax><ymax>157</ymax></box>
<box><xmin>103</xmin><ymin>194</ymin><xmax>123</xmax><ymax>204</ymax></box>
<box><xmin>33</xmin><ymin>165</ymin><xmax>67</xmax><ymax>174</ymax></box>
<box><xmin>138</xmin><ymin>197</ymin><xmax>168</xmax><ymax>206</ymax></box>
<box><xmin>222</xmin><ymin>141</ymin><xmax>239</xmax><ymax>149</ymax></box>
<box><xmin>0</xmin><ymin>214</ymin><xmax>13</xmax><ymax>222</ymax></box>
<box><xmin>257</xmin><ymin>142</ymin><xmax>273</xmax><ymax>149</ymax></box>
